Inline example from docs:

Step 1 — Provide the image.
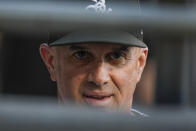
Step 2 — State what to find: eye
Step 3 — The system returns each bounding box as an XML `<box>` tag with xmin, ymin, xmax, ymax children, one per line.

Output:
<box><xmin>110</xmin><ymin>52</ymin><xmax>123</xmax><ymax>59</ymax></box>
<box><xmin>73</xmin><ymin>50</ymin><xmax>91</xmax><ymax>60</ymax></box>
<box><xmin>106</xmin><ymin>51</ymin><xmax>127</xmax><ymax>66</ymax></box>
<box><xmin>109</xmin><ymin>51</ymin><xmax>126</xmax><ymax>60</ymax></box>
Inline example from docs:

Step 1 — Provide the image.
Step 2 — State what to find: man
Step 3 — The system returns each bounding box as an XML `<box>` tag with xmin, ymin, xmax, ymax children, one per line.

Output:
<box><xmin>40</xmin><ymin>0</ymin><xmax>148</xmax><ymax>115</ymax></box>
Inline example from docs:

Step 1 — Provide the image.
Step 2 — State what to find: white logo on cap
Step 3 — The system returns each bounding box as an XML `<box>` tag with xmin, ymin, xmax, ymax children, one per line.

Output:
<box><xmin>86</xmin><ymin>0</ymin><xmax>112</xmax><ymax>13</ymax></box>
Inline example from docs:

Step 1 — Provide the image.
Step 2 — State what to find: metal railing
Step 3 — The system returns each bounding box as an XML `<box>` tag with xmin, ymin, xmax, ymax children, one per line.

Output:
<box><xmin>0</xmin><ymin>1</ymin><xmax>195</xmax><ymax>33</ymax></box>
<box><xmin>0</xmin><ymin>96</ymin><xmax>195</xmax><ymax>131</ymax></box>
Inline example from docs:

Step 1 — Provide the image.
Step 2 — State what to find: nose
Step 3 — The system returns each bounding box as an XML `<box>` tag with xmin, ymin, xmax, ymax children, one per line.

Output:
<box><xmin>87</xmin><ymin>63</ymin><xmax>110</xmax><ymax>87</ymax></box>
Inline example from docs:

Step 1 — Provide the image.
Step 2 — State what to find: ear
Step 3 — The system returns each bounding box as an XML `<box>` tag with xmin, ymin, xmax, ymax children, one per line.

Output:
<box><xmin>137</xmin><ymin>48</ymin><xmax>148</xmax><ymax>82</ymax></box>
<box><xmin>40</xmin><ymin>44</ymin><xmax>56</xmax><ymax>81</ymax></box>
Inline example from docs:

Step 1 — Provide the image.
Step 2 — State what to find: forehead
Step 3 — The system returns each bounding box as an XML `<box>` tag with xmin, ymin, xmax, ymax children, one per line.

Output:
<box><xmin>54</xmin><ymin>43</ymin><xmax>131</xmax><ymax>52</ymax></box>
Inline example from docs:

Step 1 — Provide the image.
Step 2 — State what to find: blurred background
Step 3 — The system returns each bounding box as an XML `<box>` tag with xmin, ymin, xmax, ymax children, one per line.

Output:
<box><xmin>0</xmin><ymin>0</ymin><xmax>195</xmax><ymax>111</ymax></box>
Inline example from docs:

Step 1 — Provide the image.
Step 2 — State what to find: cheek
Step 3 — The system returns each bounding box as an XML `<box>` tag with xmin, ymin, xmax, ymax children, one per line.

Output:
<box><xmin>56</xmin><ymin>60</ymin><xmax>87</xmax><ymax>100</ymax></box>
<box><xmin>111</xmin><ymin>63</ymin><xmax>139</xmax><ymax>99</ymax></box>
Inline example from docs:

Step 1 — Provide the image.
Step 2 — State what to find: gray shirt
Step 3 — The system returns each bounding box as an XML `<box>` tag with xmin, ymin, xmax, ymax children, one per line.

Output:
<box><xmin>131</xmin><ymin>108</ymin><xmax>149</xmax><ymax>118</ymax></box>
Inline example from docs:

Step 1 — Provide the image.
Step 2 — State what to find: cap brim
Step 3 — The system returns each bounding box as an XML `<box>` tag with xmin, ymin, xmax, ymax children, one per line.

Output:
<box><xmin>49</xmin><ymin>30</ymin><xmax>147</xmax><ymax>48</ymax></box>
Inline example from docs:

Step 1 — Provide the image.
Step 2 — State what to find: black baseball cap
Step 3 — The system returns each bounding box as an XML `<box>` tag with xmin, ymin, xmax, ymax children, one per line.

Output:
<box><xmin>48</xmin><ymin>29</ymin><xmax>147</xmax><ymax>48</ymax></box>
<box><xmin>47</xmin><ymin>0</ymin><xmax>147</xmax><ymax>48</ymax></box>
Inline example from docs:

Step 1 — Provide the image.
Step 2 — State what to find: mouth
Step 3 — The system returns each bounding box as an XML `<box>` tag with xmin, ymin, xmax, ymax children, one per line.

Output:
<box><xmin>82</xmin><ymin>93</ymin><xmax>114</xmax><ymax>107</ymax></box>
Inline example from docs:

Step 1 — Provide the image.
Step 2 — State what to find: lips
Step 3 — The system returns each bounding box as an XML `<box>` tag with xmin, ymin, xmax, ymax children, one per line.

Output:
<box><xmin>82</xmin><ymin>92</ymin><xmax>113</xmax><ymax>107</ymax></box>
<box><xmin>83</xmin><ymin>94</ymin><xmax>112</xmax><ymax>99</ymax></box>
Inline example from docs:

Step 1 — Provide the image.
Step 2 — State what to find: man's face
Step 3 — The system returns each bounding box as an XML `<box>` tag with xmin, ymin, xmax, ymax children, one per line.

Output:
<box><xmin>40</xmin><ymin>43</ymin><xmax>148</xmax><ymax>112</ymax></box>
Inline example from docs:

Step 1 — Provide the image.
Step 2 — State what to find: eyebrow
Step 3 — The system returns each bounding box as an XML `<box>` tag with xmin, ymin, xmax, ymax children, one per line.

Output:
<box><xmin>69</xmin><ymin>45</ymin><xmax>89</xmax><ymax>51</ymax></box>
<box><xmin>112</xmin><ymin>46</ymin><xmax>129</xmax><ymax>52</ymax></box>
